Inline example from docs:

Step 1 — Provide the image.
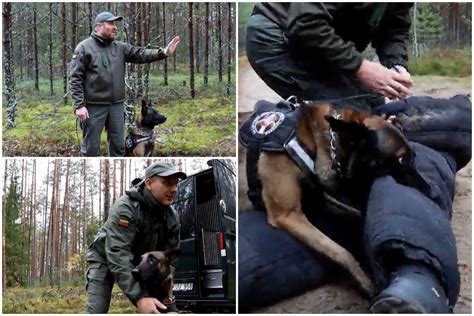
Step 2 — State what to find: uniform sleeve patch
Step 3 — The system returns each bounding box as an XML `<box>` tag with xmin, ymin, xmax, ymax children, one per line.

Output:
<box><xmin>118</xmin><ymin>217</ymin><xmax>130</xmax><ymax>228</ymax></box>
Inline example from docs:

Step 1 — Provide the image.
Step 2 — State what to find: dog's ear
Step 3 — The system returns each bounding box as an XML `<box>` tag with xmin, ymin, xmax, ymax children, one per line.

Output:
<box><xmin>141</xmin><ymin>99</ymin><xmax>148</xmax><ymax>116</ymax></box>
<box><xmin>165</xmin><ymin>248</ymin><xmax>181</xmax><ymax>260</ymax></box>
<box><xmin>148</xmin><ymin>100</ymin><xmax>153</xmax><ymax>108</ymax></box>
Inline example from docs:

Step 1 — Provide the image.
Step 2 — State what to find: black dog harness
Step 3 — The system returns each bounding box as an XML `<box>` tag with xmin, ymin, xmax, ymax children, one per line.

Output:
<box><xmin>125</xmin><ymin>127</ymin><xmax>154</xmax><ymax>153</ymax></box>
<box><xmin>239</xmin><ymin>98</ymin><xmax>319</xmax><ymax>209</ymax></box>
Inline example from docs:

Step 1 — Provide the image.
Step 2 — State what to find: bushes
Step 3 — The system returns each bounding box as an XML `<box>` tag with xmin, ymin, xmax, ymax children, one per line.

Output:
<box><xmin>409</xmin><ymin>48</ymin><xmax>471</xmax><ymax>77</ymax></box>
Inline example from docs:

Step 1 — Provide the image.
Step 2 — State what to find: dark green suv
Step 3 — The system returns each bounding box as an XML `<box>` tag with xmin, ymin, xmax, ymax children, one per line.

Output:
<box><xmin>172</xmin><ymin>160</ymin><xmax>236</xmax><ymax>313</ymax></box>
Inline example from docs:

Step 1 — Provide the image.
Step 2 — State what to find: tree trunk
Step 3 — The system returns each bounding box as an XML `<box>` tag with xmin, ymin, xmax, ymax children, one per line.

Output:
<box><xmin>61</xmin><ymin>3</ymin><xmax>68</xmax><ymax>105</ymax></box>
<box><xmin>2</xmin><ymin>160</ymin><xmax>7</xmax><ymax>289</ymax></box>
<box><xmin>195</xmin><ymin>3</ymin><xmax>200</xmax><ymax>73</ymax></box>
<box><xmin>162</xmin><ymin>3</ymin><xmax>168</xmax><ymax>86</ymax></box>
<box><xmin>82</xmin><ymin>160</ymin><xmax>88</xmax><ymax>252</ymax></box>
<box><xmin>172</xmin><ymin>9</ymin><xmax>177</xmax><ymax>72</ymax></box>
<box><xmin>136</xmin><ymin>3</ymin><xmax>143</xmax><ymax>96</ymax></box>
<box><xmin>40</xmin><ymin>161</ymin><xmax>50</xmax><ymax>280</ymax></box>
<box><xmin>49</xmin><ymin>3</ymin><xmax>54</xmax><ymax>97</ymax></box>
<box><xmin>120</xmin><ymin>160</ymin><xmax>125</xmax><ymax>196</ymax></box>
<box><xmin>103</xmin><ymin>160</ymin><xmax>110</xmax><ymax>223</ymax></box>
<box><xmin>226</xmin><ymin>4</ymin><xmax>233</xmax><ymax>96</ymax></box>
<box><xmin>124</xmin><ymin>3</ymin><xmax>137</xmax><ymax>134</ymax></box>
<box><xmin>188</xmin><ymin>4</ymin><xmax>195</xmax><ymax>98</ymax></box>
<box><xmin>204</xmin><ymin>3</ymin><xmax>209</xmax><ymax>86</ymax></box>
<box><xmin>72</xmin><ymin>3</ymin><xmax>78</xmax><ymax>50</ymax></box>
<box><xmin>87</xmin><ymin>3</ymin><xmax>93</xmax><ymax>34</ymax></box>
<box><xmin>33</xmin><ymin>5</ymin><xmax>39</xmax><ymax>91</ymax></box>
<box><xmin>3</xmin><ymin>3</ymin><xmax>18</xmax><ymax>128</ymax></box>
<box><xmin>143</xmin><ymin>3</ymin><xmax>151</xmax><ymax>98</ymax></box>
<box><xmin>217</xmin><ymin>4</ymin><xmax>223</xmax><ymax>83</ymax></box>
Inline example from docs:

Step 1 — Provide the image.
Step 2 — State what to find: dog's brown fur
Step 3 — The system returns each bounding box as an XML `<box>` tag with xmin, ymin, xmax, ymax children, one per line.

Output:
<box><xmin>129</xmin><ymin>116</ymin><xmax>154</xmax><ymax>157</ymax></box>
<box><xmin>132</xmin><ymin>250</ymin><xmax>179</xmax><ymax>313</ymax></box>
<box><xmin>244</xmin><ymin>103</ymin><xmax>412</xmax><ymax>297</ymax></box>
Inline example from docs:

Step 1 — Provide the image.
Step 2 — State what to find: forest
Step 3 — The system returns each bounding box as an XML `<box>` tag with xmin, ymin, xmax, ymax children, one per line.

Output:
<box><xmin>3</xmin><ymin>2</ymin><xmax>236</xmax><ymax>156</ymax></box>
<box><xmin>2</xmin><ymin>158</ymin><xmax>228</xmax><ymax>313</ymax></box>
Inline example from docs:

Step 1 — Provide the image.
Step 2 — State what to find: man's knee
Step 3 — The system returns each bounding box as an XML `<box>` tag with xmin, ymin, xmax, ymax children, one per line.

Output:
<box><xmin>85</xmin><ymin>262</ymin><xmax>113</xmax><ymax>313</ymax></box>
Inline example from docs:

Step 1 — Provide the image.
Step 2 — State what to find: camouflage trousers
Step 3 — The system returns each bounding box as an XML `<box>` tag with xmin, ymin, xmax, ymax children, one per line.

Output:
<box><xmin>85</xmin><ymin>261</ymin><xmax>114</xmax><ymax>313</ymax></box>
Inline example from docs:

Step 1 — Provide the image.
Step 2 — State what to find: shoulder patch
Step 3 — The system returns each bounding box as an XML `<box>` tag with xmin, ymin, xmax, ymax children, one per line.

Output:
<box><xmin>251</xmin><ymin>111</ymin><xmax>285</xmax><ymax>136</ymax></box>
<box><xmin>118</xmin><ymin>216</ymin><xmax>130</xmax><ymax>228</ymax></box>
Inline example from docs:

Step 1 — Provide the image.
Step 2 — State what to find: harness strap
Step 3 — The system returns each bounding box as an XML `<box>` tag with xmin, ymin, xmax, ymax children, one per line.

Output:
<box><xmin>246</xmin><ymin>139</ymin><xmax>265</xmax><ymax>210</ymax></box>
<box><xmin>284</xmin><ymin>137</ymin><xmax>316</xmax><ymax>178</ymax></box>
<box><xmin>135</xmin><ymin>135</ymin><xmax>153</xmax><ymax>145</ymax></box>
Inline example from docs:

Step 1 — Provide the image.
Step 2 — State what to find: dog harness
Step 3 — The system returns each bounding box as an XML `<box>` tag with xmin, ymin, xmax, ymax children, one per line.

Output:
<box><xmin>240</xmin><ymin>98</ymin><xmax>366</xmax><ymax>217</ymax></box>
<box><xmin>239</xmin><ymin>98</ymin><xmax>319</xmax><ymax>209</ymax></box>
<box><xmin>125</xmin><ymin>127</ymin><xmax>154</xmax><ymax>153</ymax></box>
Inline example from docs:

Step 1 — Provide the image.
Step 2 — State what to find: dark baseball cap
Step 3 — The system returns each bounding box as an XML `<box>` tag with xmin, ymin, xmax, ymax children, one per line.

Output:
<box><xmin>145</xmin><ymin>162</ymin><xmax>187</xmax><ymax>180</ymax></box>
<box><xmin>95</xmin><ymin>11</ymin><xmax>123</xmax><ymax>25</ymax></box>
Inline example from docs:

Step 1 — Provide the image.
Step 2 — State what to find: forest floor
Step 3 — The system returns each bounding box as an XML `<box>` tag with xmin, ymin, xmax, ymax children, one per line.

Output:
<box><xmin>238</xmin><ymin>58</ymin><xmax>472</xmax><ymax>313</ymax></box>
<box><xmin>2</xmin><ymin>73</ymin><xmax>235</xmax><ymax>157</ymax></box>
<box><xmin>2</xmin><ymin>284</ymin><xmax>135</xmax><ymax>313</ymax></box>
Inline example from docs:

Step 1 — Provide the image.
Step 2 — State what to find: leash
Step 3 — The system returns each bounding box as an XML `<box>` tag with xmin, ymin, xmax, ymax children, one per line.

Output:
<box><xmin>285</xmin><ymin>93</ymin><xmax>382</xmax><ymax>108</ymax></box>
<box><xmin>75</xmin><ymin>118</ymin><xmax>81</xmax><ymax>147</ymax></box>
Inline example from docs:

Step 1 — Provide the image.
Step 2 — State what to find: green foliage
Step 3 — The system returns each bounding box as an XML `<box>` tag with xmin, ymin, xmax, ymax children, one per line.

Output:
<box><xmin>5</xmin><ymin>177</ymin><xmax>30</xmax><ymax>287</ymax></box>
<box><xmin>413</xmin><ymin>4</ymin><xmax>444</xmax><ymax>42</ymax></box>
<box><xmin>86</xmin><ymin>217</ymin><xmax>102</xmax><ymax>247</ymax></box>
<box><xmin>409</xmin><ymin>48</ymin><xmax>471</xmax><ymax>77</ymax></box>
<box><xmin>3</xmin><ymin>284</ymin><xmax>135</xmax><ymax>313</ymax></box>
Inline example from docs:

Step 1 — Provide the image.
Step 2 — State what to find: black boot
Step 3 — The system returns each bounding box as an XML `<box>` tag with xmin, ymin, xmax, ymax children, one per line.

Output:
<box><xmin>370</xmin><ymin>264</ymin><xmax>451</xmax><ymax>313</ymax></box>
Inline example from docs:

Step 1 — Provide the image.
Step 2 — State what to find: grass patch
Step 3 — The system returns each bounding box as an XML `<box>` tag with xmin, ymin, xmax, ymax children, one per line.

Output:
<box><xmin>409</xmin><ymin>48</ymin><xmax>471</xmax><ymax>77</ymax></box>
<box><xmin>3</xmin><ymin>284</ymin><xmax>135</xmax><ymax>313</ymax></box>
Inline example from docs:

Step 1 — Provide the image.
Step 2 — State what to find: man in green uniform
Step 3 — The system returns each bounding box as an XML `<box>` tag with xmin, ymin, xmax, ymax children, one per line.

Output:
<box><xmin>84</xmin><ymin>162</ymin><xmax>186</xmax><ymax>313</ymax></box>
<box><xmin>69</xmin><ymin>12</ymin><xmax>180</xmax><ymax>157</ymax></box>
<box><xmin>246</xmin><ymin>3</ymin><xmax>413</xmax><ymax>109</ymax></box>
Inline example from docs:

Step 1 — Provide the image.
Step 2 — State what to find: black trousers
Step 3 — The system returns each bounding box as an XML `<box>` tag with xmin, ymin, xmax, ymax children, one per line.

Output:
<box><xmin>246</xmin><ymin>13</ymin><xmax>384</xmax><ymax>110</ymax></box>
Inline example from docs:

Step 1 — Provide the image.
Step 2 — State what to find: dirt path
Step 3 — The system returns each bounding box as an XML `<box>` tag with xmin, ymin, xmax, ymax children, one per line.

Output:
<box><xmin>238</xmin><ymin>61</ymin><xmax>472</xmax><ymax>313</ymax></box>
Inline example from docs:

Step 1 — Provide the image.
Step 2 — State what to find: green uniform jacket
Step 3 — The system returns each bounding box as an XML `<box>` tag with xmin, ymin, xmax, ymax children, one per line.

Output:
<box><xmin>85</xmin><ymin>186</ymin><xmax>180</xmax><ymax>305</ymax></box>
<box><xmin>253</xmin><ymin>3</ymin><xmax>412</xmax><ymax>73</ymax></box>
<box><xmin>69</xmin><ymin>32</ymin><xmax>167</xmax><ymax>109</ymax></box>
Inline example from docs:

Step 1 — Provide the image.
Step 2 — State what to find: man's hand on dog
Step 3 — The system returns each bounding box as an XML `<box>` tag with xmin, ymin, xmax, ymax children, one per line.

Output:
<box><xmin>356</xmin><ymin>59</ymin><xmax>413</xmax><ymax>100</ymax></box>
<box><xmin>164</xmin><ymin>36</ymin><xmax>180</xmax><ymax>56</ymax></box>
<box><xmin>137</xmin><ymin>297</ymin><xmax>167</xmax><ymax>314</ymax></box>
<box><xmin>75</xmin><ymin>106</ymin><xmax>89</xmax><ymax>121</ymax></box>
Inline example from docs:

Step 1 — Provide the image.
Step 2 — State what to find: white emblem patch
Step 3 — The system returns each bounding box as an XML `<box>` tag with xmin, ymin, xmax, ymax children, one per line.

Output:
<box><xmin>251</xmin><ymin>111</ymin><xmax>285</xmax><ymax>136</ymax></box>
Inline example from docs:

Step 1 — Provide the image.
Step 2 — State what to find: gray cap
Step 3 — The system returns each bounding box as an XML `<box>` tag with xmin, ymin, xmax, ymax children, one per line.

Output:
<box><xmin>95</xmin><ymin>11</ymin><xmax>123</xmax><ymax>25</ymax></box>
<box><xmin>145</xmin><ymin>162</ymin><xmax>187</xmax><ymax>180</ymax></box>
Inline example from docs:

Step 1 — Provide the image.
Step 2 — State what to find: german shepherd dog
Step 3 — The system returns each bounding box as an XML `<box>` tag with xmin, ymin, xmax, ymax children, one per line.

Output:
<box><xmin>132</xmin><ymin>249</ymin><xmax>181</xmax><ymax>313</ymax></box>
<box><xmin>125</xmin><ymin>100</ymin><xmax>167</xmax><ymax>157</ymax></box>
<box><xmin>243</xmin><ymin>102</ymin><xmax>427</xmax><ymax>297</ymax></box>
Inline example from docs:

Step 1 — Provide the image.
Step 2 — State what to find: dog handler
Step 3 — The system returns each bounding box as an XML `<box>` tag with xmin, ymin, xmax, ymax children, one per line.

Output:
<box><xmin>69</xmin><ymin>12</ymin><xmax>180</xmax><ymax>157</ymax></box>
<box><xmin>84</xmin><ymin>162</ymin><xmax>186</xmax><ymax>313</ymax></box>
<box><xmin>240</xmin><ymin>3</ymin><xmax>471</xmax><ymax>313</ymax></box>
<box><xmin>246</xmin><ymin>3</ymin><xmax>413</xmax><ymax>109</ymax></box>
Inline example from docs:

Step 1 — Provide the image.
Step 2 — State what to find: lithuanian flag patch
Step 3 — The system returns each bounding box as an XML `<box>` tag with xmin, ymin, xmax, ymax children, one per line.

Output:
<box><xmin>118</xmin><ymin>217</ymin><xmax>130</xmax><ymax>228</ymax></box>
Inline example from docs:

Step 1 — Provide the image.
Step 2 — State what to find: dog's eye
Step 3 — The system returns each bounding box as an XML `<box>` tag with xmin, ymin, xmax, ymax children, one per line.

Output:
<box><xmin>148</xmin><ymin>255</ymin><xmax>157</xmax><ymax>264</ymax></box>
<box><xmin>398</xmin><ymin>156</ymin><xmax>404</xmax><ymax>164</ymax></box>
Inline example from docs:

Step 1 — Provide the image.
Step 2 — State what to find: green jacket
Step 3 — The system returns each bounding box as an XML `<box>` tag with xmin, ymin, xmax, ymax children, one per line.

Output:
<box><xmin>69</xmin><ymin>32</ymin><xmax>167</xmax><ymax>109</ymax></box>
<box><xmin>253</xmin><ymin>3</ymin><xmax>412</xmax><ymax>73</ymax></box>
<box><xmin>85</xmin><ymin>185</ymin><xmax>180</xmax><ymax>304</ymax></box>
